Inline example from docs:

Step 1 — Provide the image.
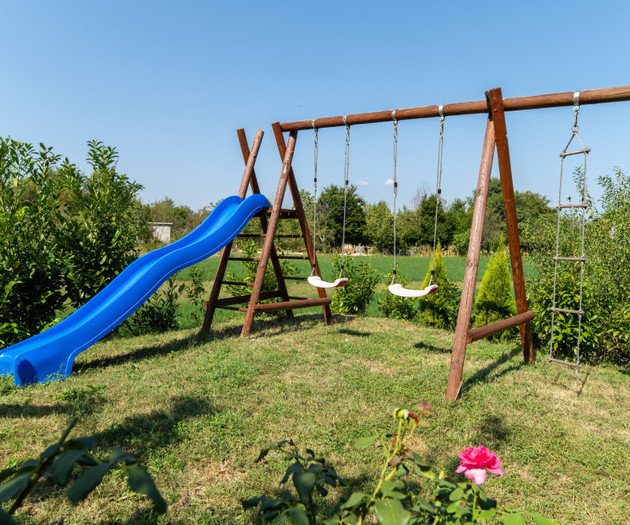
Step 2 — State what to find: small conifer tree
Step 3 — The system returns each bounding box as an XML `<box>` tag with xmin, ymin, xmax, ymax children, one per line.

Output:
<box><xmin>418</xmin><ymin>243</ymin><xmax>458</xmax><ymax>329</ymax></box>
<box><xmin>474</xmin><ymin>240</ymin><xmax>517</xmax><ymax>341</ymax></box>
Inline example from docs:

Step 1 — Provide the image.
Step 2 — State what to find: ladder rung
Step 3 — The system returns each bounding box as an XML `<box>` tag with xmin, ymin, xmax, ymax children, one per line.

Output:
<box><xmin>551</xmin><ymin>307</ymin><xmax>585</xmax><ymax>316</ymax></box>
<box><xmin>222</xmin><ymin>281</ymin><xmax>253</xmax><ymax>287</ymax></box>
<box><xmin>554</xmin><ymin>256</ymin><xmax>586</xmax><ymax>262</ymax></box>
<box><xmin>229</xmin><ymin>257</ymin><xmax>260</xmax><ymax>262</ymax></box>
<box><xmin>560</xmin><ymin>147</ymin><xmax>591</xmax><ymax>158</ymax></box>
<box><xmin>268</xmin><ymin>208</ymin><xmax>299</xmax><ymax>218</ymax></box>
<box><xmin>557</xmin><ymin>203</ymin><xmax>589</xmax><ymax>209</ymax></box>
<box><xmin>253</xmin><ymin>297</ymin><xmax>332</xmax><ymax>313</ymax></box>
<box><xmin>216</xmin><ymin>305</ymin><xmax>249</xmax><ymax>312</ymax></box>
<box><xmin>283</xmin><ymin>276</ymin><xmax>307</xmax><ymax>281</ymax></box>
<box><xmin>547</xmin><ymin>357</ymin><xmax>581</xmax><ymax>368</ymax></box>
<box><xmin>277</xmin><ymin>255</ymin><xmax>309</xmax><ymax>260</ymax></box>
<box><xmin>288</xmin><ymin>296</ymin><xmax>307</xmax><ymax>300</ymax></box>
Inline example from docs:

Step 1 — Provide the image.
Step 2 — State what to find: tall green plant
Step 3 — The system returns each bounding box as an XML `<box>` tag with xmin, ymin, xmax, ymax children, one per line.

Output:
<box><xmin>60</xmin><ymin>141</ymin><xmax>144</xmax><ymax>307</ymax></box>
<box><xmin>0</xmin><ymin>139</ymin><xmax>68</xmax><ymax>346</ymax></box>
<box><xmin>417</xmin><ymin>244</ymin><xmax>458</xmax><ymax>329</ymax></box>
<box><xmin>474</xmin><ymin>241</ymin><xmax>517</xmax><ymax>342</ymax></box>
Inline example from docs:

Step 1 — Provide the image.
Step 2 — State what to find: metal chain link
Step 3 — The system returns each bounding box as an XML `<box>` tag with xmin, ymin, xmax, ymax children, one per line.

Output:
<box><xmin>391</xmin><ymin>111</ymin><xmax>398</xmax><ymax>284</ymax></box>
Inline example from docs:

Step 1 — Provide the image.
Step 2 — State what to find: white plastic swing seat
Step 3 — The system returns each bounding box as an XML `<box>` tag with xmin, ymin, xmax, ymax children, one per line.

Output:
<box><xmin>388</xmin><ymin>283</ymin><xmax>439</xmax><ymax>298</ymax></box>
<box><xmin>307</xmin><ymin>276</ymin><xmax>349</xmax><ymax>289</ymax></box>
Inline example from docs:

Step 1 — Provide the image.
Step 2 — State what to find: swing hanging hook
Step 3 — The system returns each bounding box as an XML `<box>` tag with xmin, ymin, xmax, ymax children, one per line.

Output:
<box><xmin>572</xmin><ymin>91</ymin><xmax>580</xmax><ymax>133</ymax></box>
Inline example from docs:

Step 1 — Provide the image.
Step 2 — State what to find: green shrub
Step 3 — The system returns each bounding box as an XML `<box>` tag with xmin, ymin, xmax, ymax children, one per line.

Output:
<box><xmin>418</xmin><ymin>244</ymin><xmax>459</xmax><ymax>329</ymax></box>
<box><xmin>330</xmin><ymin>255</ymin><xmax>379</xmax><ymax>315</ymax></box>
<box><xmin>0</xmin><ymin>138</ymin><xmax>143</xmax><ymax>348</ymax></box>
<box><xmin>473</xmin><ymin>241</ymin><xmax>517</xmax><ymax>342</ymax></box>
<box><xmin>378</xmin><ymin>266</ymin><xmax>418</xmax><ymax>321</ymax></box>
<box><xmin>0</xmin><ymin>139</ymin><xmax>69</xmax><ymax>346</ymax></box>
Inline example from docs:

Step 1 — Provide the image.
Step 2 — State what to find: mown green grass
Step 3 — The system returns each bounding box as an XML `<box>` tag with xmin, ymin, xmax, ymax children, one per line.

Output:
<box><xmin>1</xmin><ymin>314</ymin><xmax>628</xmax><ymax>524</ymax></box>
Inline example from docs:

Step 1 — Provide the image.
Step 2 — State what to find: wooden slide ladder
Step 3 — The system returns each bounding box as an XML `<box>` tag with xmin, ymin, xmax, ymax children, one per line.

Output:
<box><xmin>202</xmin><ymin>127</ymin><xmax>333</xmax><ymax>336</ymax></box>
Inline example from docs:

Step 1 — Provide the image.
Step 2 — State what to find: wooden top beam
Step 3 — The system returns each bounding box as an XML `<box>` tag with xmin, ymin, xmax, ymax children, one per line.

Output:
<box><xmin>278</xmin><ymin>85</ymin><xmax>630</xmax><ymax>131</ymax></box>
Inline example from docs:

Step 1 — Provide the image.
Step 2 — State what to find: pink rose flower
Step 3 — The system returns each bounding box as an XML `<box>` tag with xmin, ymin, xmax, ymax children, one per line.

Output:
<box><xmin>455</xmin><ymin>446</ymin><xmax>503</xmax><ymax>485</ymax></box>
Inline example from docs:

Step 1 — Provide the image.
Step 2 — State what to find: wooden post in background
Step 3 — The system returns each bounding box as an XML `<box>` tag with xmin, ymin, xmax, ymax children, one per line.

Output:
<box><xmin>446</xmin><ymin>118</ymin><xmax>495</xmax><ymax>401</ymax></box>
<box><xmin>486</xmin><ymin>88</ymin><xmax>535</xmax><ymax>365</ymax></box>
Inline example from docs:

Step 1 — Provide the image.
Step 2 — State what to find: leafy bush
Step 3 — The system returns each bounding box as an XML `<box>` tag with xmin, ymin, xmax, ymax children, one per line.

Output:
<box><xmin>524</xmin><ymin>167</ymin><xmax>630</xmax><ymax>365</ymax></box>
<box><xmin>118</xmin><ymin>278</ymin><xmax>180</xmax><ymax>336</ymax></box>
<box><xmin>418</xmin><ymin>244</ymin><xmax>459</xmax><ymax>329</ymax></box>
<box><xmin>330</xmin><ymin>255</ymin><xmax>379</xmax><ymax>315</ymax></box>
<box><xmin>378</xmin><ymin>266</ymin><xmax>418</xmax><ymax>320</ymax></box>
<box><xmin>0</xmin><ymin>138</ymin><xmax>144</xmax><ymax>348</ymax></box>
<box><xmin>474</xmin><ymin>241</ymin><xmax>517</xmax><ymax>342</ymax></box>
<box><xmin>60</xmin><ymin>140</ymin><xmax>144</xmax><ymax>307</ymax></box>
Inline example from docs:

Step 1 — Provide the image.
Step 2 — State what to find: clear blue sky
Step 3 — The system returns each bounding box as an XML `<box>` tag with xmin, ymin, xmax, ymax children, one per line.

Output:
<box><xmin>2</xmin><ymin>1</ymin><xmax>629</xmax><ymax>212</ymax></box>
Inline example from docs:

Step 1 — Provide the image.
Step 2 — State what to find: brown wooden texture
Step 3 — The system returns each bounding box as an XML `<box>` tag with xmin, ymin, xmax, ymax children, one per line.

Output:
<box><xmin>253</xmin><ymin>297</ymin><xmax>332</xmax><ymax>313</ymax></box>
<box><xmin>241</xmin><ymin>130</ymin><xmax>298</xmax><ymax>336</ymax></box>
<box><xmin>201</xmin><ymin>129</ymin><xmax>266</xmax><ymax>332</ymax></box>
<box><xmin>237</xmin><ymin>129</ymin><xmax>264</xmax><ymax>197</ymax></box>
<box><xmin>279</xmin><ymin>85</ymin><xmax>630</xmax><ymax>131</ymax></box>
<box><xmin>446</xmin><ymin>118</ymin><xmax>495</xmax><ymax>401</ymax></box>
<box><xmin>272</xmin><ymin>122</ymin><xmax>334</xmax><ymax>326</ymax></box>
<box><xmin>237</xmin><ymin>129</ymin><xmax>293</xmax><ymax>320</ymax></box>
<box><xmin>486</xmin><ymin>88</ymin><xmax>535</xmax><ymax>364</ymax></box>
<box><xmin>466</xmin><ymin>311</ymin><xmax>535</xmax><ymax>343</ymax></box>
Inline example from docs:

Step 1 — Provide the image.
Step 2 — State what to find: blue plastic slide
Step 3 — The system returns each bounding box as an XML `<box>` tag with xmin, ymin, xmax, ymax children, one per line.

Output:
<box><xmin>0</xmin><ymin>194</ymin><xmax>269</xmax><ymax>386</ymax></box>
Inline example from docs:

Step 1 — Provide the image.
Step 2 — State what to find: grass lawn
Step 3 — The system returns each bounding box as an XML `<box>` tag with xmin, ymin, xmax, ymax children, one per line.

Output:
<box><xmin>1</xmin><ymin>313</ymin><xmax>628</xmax><ymax>524</ymax></box>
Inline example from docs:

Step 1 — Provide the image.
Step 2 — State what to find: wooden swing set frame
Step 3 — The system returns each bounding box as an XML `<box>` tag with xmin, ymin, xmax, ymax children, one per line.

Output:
<box><xmin>203</xmin><ymin>85</ymin><xmax>630</xmax><ymax>401</ymax></box>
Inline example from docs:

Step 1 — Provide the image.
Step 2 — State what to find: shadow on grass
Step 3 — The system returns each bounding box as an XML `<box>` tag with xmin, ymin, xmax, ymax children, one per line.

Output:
<box><xmin>94</xmin><ymin>393</ymin><xmax>217</xmax><ymax>457</ymax></box>
<box><xmin>336</xmin><ymin>328</ymin><xmax>371</xmax><ymax>338</ymax></box>
<box><xmin>413</xmin><ymin>341</ymin><xmax>450</xmax><ymax>354</ymax></box>
<box><xmin>460</xmin><ymin>346</ymin><xmax>523</xmax><ymax>396</ymax></box>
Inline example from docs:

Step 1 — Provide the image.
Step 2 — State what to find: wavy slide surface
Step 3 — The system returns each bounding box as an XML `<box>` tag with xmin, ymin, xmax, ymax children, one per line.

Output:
<box><xmin>0</xmin><ymin>194</ymin><xmax>269</xmax><ymax>386</ymax></box>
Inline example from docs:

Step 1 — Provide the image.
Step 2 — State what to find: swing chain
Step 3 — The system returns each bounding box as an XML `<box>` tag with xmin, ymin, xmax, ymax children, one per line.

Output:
<box><xmin>312</xmin><ymin>121</ymin><xmax>318</xmax><ymax>274</ymax></box>
<box><xmin>429</xmin><ymin>106</ymin><xmax>445</xmax><ymax>285</ymax></box>
<box><xmin>339</xmin><ymin>117</ymin><xmax>350</xmax><ymax>277</ymax></box>
<box><xmin>391</xmin><ymin>110</ymin><xmax>398</xmax><ymax>283</ymax></box>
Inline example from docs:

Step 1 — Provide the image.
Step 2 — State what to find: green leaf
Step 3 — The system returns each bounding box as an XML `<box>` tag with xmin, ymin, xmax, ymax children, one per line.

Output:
<box><xmin>281</xmin><ymin>462</ymin><xmax>304</xmax><ymax>484</ymax></box>
<box><xmin>355</xmin><ymin>436</ymin><xmax>377</xmax><ymax>449</ymax></box>
<box><xmin>449</xmin><ymin>486</ymin><xmax>464</xmax><ymax>501</ymax></box>
<box><xmin>528</xmin><ymin>511</ymin><xmax>560</xmax><ymax>525</ymax></box>
<box><xmin>125</xmin><ymin>463</ymin><xmax>167</xmax><ymax>514</ymax></box>
<box><xmin>255</xmin><ymin>448</ymin><xmax>270</xmax><ymax>463</ymax></box>
<box><xmin>66</xmin><ymin>463</ymin><xmax>111</xmax><ymax>504</ymax></box>
<box><xmin>49</xmin><ymin>449</ymin><xmax>85</xmax><ymax>484</ymax></box>
<box><xmin>380</xmin><ymin>480</ymin><xmax>405</xmax><ymax>498</ymax></box>
<box><xmin>242</xmin><ymin>495</ymin><xmax>264</xmax><ymax>510</ymax></box>
<box><xmin>286</xmin><ymin>504</ymin><xmax>310</xmax><ymax>525</ymax></box>
<box><xmin>477</xmin><ymin>508</ymin><xmax>497</xmax><ymax>520</ymax></box>
<box><xmin>293</xmin><ymin>470</ymin><xmax>316</xmax><ymax>501</ymax></box>
<box><xmin>0</xmin><ymin>507</ymin><xmax>18</xmax><ymax>525</ymax></box>
<box><xmin>340</xmin><ymin>492</ymin><xmax>368</xmax><ymax>510</ymax></box>
<box><xmin>373</xmin><ymin>498</ymin><xmax>411</xmax><ymax>525</ymax></box>
<box><xmin>503</xmin><ymin>513</ymin><xmax>525</xmax><ymax>525</ymax></box>
<box><xmin>0</xmin><ymin>472</ymin><xmax>31</xmax><ymax>503</ymax></box>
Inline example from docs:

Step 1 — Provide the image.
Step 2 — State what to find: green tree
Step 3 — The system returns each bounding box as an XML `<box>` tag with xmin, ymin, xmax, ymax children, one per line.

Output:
<box><xmin>364</xmin><ymin>201</ymin><xmax>393</xmax><ymax>252</ymax></box>
<box><xmin>418</xmin><ymin>243</ymin><xmax>459</xmax><ymax>329</ymax></box>
<box><xmin>317</xmin><ymin>184</ymin><xmax>367</xmax><ymax>248</ymax></box>
<box><xmin>474</xmin><ymin>241</ymin><xmax>517</xmax><ymax>341</ymax></box>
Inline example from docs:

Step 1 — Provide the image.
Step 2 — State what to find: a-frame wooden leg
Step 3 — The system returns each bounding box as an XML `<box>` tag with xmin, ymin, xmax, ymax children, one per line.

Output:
<box><xmin>242</xmin><ymin>130</ymin><xmax>299</xmax><ymax>336</ymax></box>
<box><xmin>272</xmin><ymin>123</ymin><xmax>333</xmax><ymax>326</ymax></box>
<box><xmin>201</xmin><ymin>130</ymin><xmax>265</xmax><ymax>333</ymax></box>
<box><xmin>446</xmin><ymin>118</ymin><xmax>496</xmax><ymax>401</ymax></box>
<box><xmin>237</xmin><ymin>129</ymin><xmax>293</xmax><ymax>318</ymax></box>
<box><xmin>486</xmin><ymin>88</ymin><xmax>536</xmax><ymax>365</ymax></box>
